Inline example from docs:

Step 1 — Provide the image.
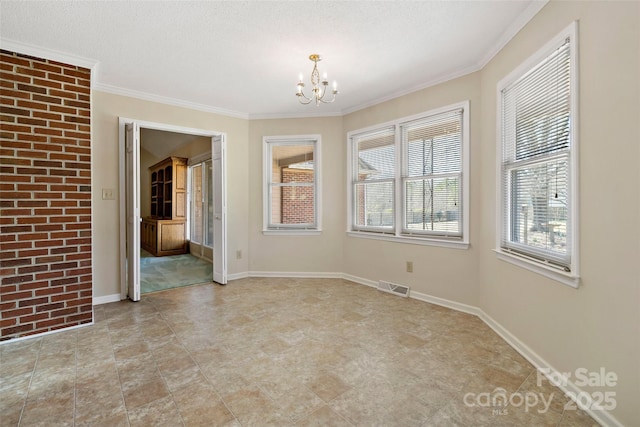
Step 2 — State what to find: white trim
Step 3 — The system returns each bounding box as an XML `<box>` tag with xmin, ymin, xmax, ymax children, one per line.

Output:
<box><xmin>262</xmin><ymin>230</ymin><xmax>322</xmax><ymax>236</ymax></box>
<box><xmin>0</xmin><ymin>321</ymin><xmax>93</xmax><ymax>346</ymax></box>
<box><xmin>346</xmin><ymin>231</ymin><xmax>469</xmax><ymax>250</ymax></box>
<box><xmin>409</xmin><ymin>290</ymin><xmax>481</xmax><ymax>316</ymax></box>
<box><xmin>249</xmin><ymin>271</ymin><xmax>343</xmax><ymax>279</ymax></box>
<box><xmin>341</xmin><ymin>65</ymin><xmax>480</xmax><ymax>116</ymax></box>
<box><xmin>93</xmin><ymin>293</ymin><xmax>122</xmax><ymax>305</ymax></box>
<box><xmin>227</xmin><ymin>272</ymin><xmax>249</xmax><ymax>281</ymax></box>
<box><xmin>495</xmin><ymin>249</ymin><xmax>579</xmax><ymax>288</ymax></box>
<box><xmin>94</xmin><ymin>83</ymin><xmax>248</xmax><ymax>119</ymax></box>
<box><xmin>475</xmin><ymin>1</ymin><xmax>549</xmax><ymax>71</ymax></box>
<box><xmin>495</xmin><ymin>21</ymin><xmax>580</xmax><ymax>286</ymax></box>
<box><xmin>0</xmin><ymin>38</ymin><xmax>98</xmax><ymax>70</ymax></box>
<box><xmin>249</xmin><ymin>110</ymin><xmax>343</xmax><ymax>120</ymax></box>
<box><xmin>118</xmin><ymin>117</ymin><xmax>227</xmax><ymax>298</ymax></box>
<box><xmin>188</xmin><ymin>151</ymin><xmax>212</xmax><ymax>166</ymax></box>
<box><xmin>263</xmin><ymin>134</ymin><xmax>322</xmax><ymax>233</ymax></box>
<box><xmin>346</xmin><ymin>101</ymin><xmax>470</xmax><ymax>247</ymax></box>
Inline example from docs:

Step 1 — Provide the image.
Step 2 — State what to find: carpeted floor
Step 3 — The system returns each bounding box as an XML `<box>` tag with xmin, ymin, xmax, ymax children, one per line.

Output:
<box><xmin>140</xmin><ymin>249</ymin><xmax>213</xmax><ymax>294</ymax></box>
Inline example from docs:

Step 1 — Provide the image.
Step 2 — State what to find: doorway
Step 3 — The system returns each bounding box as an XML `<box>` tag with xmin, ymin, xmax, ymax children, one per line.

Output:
<box><xmin>118</xmin><ymin>118</ymin><xmax>227</xmax><ymax>301</ymax></box>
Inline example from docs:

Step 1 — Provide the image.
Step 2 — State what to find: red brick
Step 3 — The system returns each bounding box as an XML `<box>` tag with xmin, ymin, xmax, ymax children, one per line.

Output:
<box><xmin>1</xmin><ymin>291</ymin><xmax>33</xmax><ymax>301</ymax></box>
<box><xmin>19</xmin><ymin>297</ymin><xmax>49</xmax><ymax>307</ymax></box>
<box><xmin>20</xmin><ymin>313</ymin><xmax>50</xmax><ymax>323</ymax></box>
<box><xmin>35</xmin><ymin>317</ymin><xmax>65</xmax><ymax>329</ymax></box>
<box><xmin>51</xmin><ymin>307</ymin><xmax>78</xmax><ymax>317</ymax></box>
<box><xmin>35</xmin><ymin>272</ymin><xmax>64</xmax><ymax>281</ymax></box>
<box><xmin>35</xmin><ymin>302</ymin><xmax>64</xmax><ymax>312</ymax></box>
<box><xmin>2</xmin><ymin>323</ymin><xmax>34</xmax><ymax>336</ymax></box>
<box><xmin>34</xmin><ymin>285</ymin><xmax>64</xmax><ymax>296</ymax></box>
<box><xmin>32</xmin><ymin>62</ymin><xmax>62</xmax><ymax>74</ymax></box>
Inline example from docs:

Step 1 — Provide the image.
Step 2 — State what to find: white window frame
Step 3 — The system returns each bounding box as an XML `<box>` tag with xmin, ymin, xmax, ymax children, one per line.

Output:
<box><xmin>495</xmin><ymin>21</ymin><xmax>580</xmax><ymax>288</ymax></box>
<box><xmin>263</xmin><ymin>134</ymin><xmax>322</xmax><ymax>235</ymax></box>
<box><xmin>347</xmin><ymin>101</ymin><xmax>470</xmax><ymax>249</ymax></box>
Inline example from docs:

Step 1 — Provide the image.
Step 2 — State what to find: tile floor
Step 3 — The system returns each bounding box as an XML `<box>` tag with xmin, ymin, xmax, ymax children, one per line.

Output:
<box><xmin>1</xmin><ymin>278</ymin><xmax>599</xmax><ymax>426</ymax></box>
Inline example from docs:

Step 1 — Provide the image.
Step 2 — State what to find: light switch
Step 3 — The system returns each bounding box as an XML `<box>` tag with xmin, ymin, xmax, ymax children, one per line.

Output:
<box><xmin>102</xmin><ymin>188</ymin><xmax>115</xmax><ymax>200</ymax></box>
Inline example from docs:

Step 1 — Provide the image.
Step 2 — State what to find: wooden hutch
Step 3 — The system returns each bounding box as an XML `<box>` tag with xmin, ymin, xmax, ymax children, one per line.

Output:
<box><xmin>141</xmin><ymin>156</ymin><xmax>188</xmax><ymax>256</ymax></box>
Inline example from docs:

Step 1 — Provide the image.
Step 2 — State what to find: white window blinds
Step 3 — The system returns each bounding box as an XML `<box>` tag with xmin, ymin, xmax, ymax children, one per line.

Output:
<box><xmin>353</xmin><ymin>128</ymin><xmax>395</xmax><ymax>230</ymax></box>
<box><xmin>500</xmin><ymin>36</ymin><xmax>573</xmax><ymax>269</ymax></box>
<box><xmin>402</xmin><ymin>109</ymin><xmax>463</xmax><ymax>237</ymax></box>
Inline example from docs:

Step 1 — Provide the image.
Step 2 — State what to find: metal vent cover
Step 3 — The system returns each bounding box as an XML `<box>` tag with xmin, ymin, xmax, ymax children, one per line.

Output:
<box><xmin>377</xmin><ymin>280</ymin><xmax>410</xmax><ymax>298</ymax></box>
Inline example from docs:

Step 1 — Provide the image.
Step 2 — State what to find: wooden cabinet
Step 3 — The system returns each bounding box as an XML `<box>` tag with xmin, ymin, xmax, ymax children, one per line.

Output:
<box><xmin>143</xmin><ymin>156</ymin><xmax>188</xmax><ymax>257</ymax></box>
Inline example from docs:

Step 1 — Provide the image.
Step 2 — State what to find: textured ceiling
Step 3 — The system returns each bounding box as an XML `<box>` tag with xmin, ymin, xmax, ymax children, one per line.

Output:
<box><xmin>0</xmin><ymin>1</ymin><xmax>546</xmax><ymax>119</ymax></box>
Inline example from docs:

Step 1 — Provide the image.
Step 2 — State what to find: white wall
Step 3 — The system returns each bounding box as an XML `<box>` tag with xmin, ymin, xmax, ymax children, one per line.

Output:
<box><xmin>91</xmin><ymin>91</ymin><xmax>250</xmax><ymax>298</ymax></box>
<box><xmin>477</xmin><ymin>2</ymin><xmax>639</xmax><ymax>425</ymax></box>
<box><xmin>247</xmin><ymin>117</ymin><xmax>345</xmax><ymax>273</ymax></box>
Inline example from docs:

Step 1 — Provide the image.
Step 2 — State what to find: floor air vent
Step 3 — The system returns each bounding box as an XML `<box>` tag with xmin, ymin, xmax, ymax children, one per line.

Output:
<box><xmin>377</xmin><ymin>281</ymin><xmax>410</xmax><ymax>298</ymax></box>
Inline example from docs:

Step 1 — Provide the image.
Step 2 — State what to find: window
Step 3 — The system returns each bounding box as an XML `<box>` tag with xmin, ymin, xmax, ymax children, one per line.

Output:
<box><xmin>263</xmin><ymin>135</ymin><xmax>321</xmax><ymax>234</ymax></box>
<box><xmin>348</xmin><ymin>101</ymin><xmax>469</xmax><ymax>248</ymax></box>
<box><xmin>497</xmin><ymin>22</ymin><xmax>579</xmax><ymax>287</ymax></box>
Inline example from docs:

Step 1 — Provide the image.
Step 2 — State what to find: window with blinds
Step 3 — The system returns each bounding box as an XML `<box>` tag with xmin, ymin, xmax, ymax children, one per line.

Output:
<box><xmin>498</xmin><ymin>22</ymin><xmax>578</xmax><ymax>281</ymax></box>
<box><xmin>348</xmin><ymin>101</ymin><xmax>469</xmax><ymax>246</ymax></box>
<box><xmin>263</xmin><ymin>135</ymin><xmax>321</xmax><ymax>233</ymax></box>
<box><xmin>402</xmin><ymin>109</ymin><xmax>463</xmax><ymax>237</ymax></box>
<box><xmin>353</xmin><ymin>128</ymin><xmax>395</xmax><ymax>230</ymax></box>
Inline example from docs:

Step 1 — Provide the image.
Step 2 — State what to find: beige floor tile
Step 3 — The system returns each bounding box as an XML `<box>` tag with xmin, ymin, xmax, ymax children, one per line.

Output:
<box><xmin>295</xmin><ymin>405</ymin><xmax>352</xmax><ymax>427</ymax></box>
<box><xmin>0</xmin><ymin>278</ymin><xmax>602</xmax><ymax>427</ymax></box>
<box><xmin>127</xmin><ymin>395</ymin><xmax>183</xmax><ymax>427</ymax></box>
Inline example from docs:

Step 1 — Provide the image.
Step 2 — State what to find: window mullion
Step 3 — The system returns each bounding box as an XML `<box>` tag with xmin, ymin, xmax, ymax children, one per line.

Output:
<box><xmin>394</xmin><ymin>123</ymin><xmax>402</xmax><ymax>237</ymax></box>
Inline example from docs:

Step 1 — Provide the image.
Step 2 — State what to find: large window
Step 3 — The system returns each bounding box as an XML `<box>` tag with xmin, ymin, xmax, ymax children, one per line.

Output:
<box><xmin>497</xmin><ymin>22</ymin><xmax>579</xmax><ymax>287</ymax></box>
<box><xmin>263</xmin><ymin>135</ymin><xmax>321</xmax><ymax>234</ymax></box>
<box><xmin>348</xmin><ymin>102</ymin><xmax>469</xmax><ymax>248</ymax></box>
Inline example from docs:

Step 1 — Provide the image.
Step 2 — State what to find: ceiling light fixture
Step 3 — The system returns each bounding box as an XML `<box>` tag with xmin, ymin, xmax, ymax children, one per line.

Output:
<box><xmin>296</xmin><ymin>54</ymin><xmax>338</xmax><ymax>106</ymax></box>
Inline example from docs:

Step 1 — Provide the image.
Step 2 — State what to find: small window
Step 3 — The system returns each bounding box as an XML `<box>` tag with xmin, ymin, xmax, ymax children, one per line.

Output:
<box><xmin>263</xmin><ymin>135</ymin><xmax>321</xmax><ymax>234</ymax></box>
<box><xmin>497</xmin><ymin>22</ymin><xmax>579</xmax><ymax>287</ymax></box>
<box><xmin>348</xmin><ymin>101</ymin><xmax>469</xmax><ymax>248</ymax></box>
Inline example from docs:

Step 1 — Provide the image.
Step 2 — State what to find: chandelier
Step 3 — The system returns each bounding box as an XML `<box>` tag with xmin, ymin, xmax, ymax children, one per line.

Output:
<box><xmin>296</xmin><ymin>54</ymin><xmax>338</xmax><ymax>105</ymax></box>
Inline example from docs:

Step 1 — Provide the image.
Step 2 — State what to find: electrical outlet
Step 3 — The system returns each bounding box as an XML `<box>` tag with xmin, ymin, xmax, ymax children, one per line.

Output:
<box><xmin>236</xmin><ymin>250</ymin><xmax>242</xmax><ymax>259</ymax></box>
<box><xmin>102</xmin><ymin>188</ymin><xmax>115</xmax><ymax>200</ymax></box>
<box><xmin>406</xmin><ymin>261</ymin><xmax>413</xmax><ymax>273</ymax></box>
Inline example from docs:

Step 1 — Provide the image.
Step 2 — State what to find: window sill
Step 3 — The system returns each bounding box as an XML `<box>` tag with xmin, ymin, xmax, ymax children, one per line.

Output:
<box><xmin>494</xmin><ymin>249</ymin><xmax>579</xmax><ymax>288</ymax></box>
<box><xmin>263</xmin><ymin>229</ymin><xmax>322</xmax><ymax>236</ymax></box>
<box><xmin>347</xmin><ymin>231</ymin><xmax>469</xmax><ymax>250</ymax></box>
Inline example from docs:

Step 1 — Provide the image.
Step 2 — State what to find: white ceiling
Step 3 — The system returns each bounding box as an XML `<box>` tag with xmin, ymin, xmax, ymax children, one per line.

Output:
<box><xmin>0</xmin><ymin>1</ymin><xmax>546</xmax><ymax>119</ymax></box>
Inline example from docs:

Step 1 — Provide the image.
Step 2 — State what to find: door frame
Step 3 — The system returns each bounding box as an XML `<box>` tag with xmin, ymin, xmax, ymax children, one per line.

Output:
<box><xmin>118</xmin><ymin>117</ymin><xmax>227</xmax><ymax>300</ymax></box>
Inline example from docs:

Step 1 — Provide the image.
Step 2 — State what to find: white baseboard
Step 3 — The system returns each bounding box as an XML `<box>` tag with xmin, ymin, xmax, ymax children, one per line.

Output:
<box><xmin>227</xmin><ymin>272</ymin><xmax>249</xmax><ymax>281</ymax></box>
<box><xmin>0</xmin><ymin>321</ymin><xmax>93</xmax><ymax>346</ymax></box>
<box><xmin>93</xmin><ymin>293</ymin><xmax>122</xmax><ymax>305</ymax></box>
<box><xmin>479</xmin><ymin>311</ymin><xmax>621</xmax><ymax>427</ymax></box>
<box><xmin>249</xmin><ymin>271</ymin><xmax>343</xmax><ymax>279</ymax></box>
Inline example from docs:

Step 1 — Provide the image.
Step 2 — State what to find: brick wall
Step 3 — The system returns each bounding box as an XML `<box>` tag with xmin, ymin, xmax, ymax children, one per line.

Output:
<box><xmin>281</xmin><ymin>168</ymin><xmax>314</xmax><ymax>224</ymax></box>
<box><xmin>0</xmin><ymin>50</ymin><xmax>92</xmax><ymax>341</ymax></box>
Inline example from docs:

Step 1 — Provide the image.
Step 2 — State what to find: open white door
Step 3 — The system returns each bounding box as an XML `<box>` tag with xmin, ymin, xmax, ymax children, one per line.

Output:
<box><xmin>125</xmin><ymin>123</ymin><xmax>141</xmax><ymax>301</ymax></box>
<box><xmin>212</xmin><ymin>135</ymin><xmax>227</xmax><ymax>284</ymax></box>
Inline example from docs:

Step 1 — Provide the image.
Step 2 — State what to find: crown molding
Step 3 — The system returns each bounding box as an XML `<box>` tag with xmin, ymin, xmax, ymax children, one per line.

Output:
<box><xmin>248</xmin><ymin>110</ymin><xmax>343</xmax><ymax>120</ymax></box>
<box><xmin>93</xmin><ymin>83</ymin><xmax>249</xmax><ymax>120</ymax></box>
<box><xmin>340</xmin><ymin>63</ymin><xmax>480</xmax><ymax>116</ymax></box>
<box><xmin>475</xmin><ymin>0</ymin><xmax>549</xmax><ymax>69</ymax></box>
<box><xmin>0</xmin><ymin>38</ymin><xmax>98</xmax><ymax>70</ymax></box>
